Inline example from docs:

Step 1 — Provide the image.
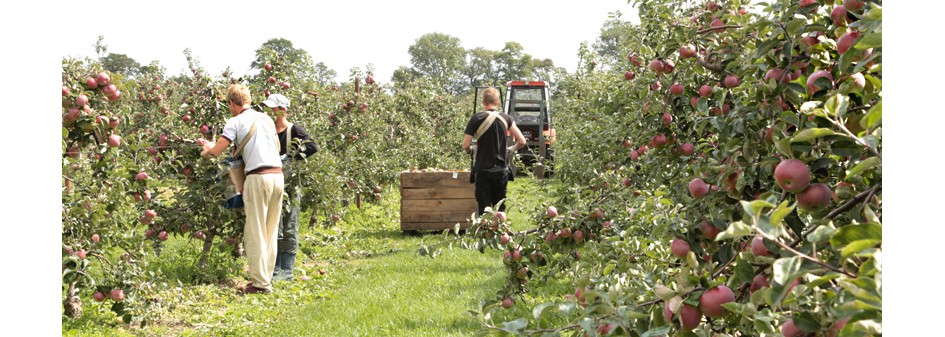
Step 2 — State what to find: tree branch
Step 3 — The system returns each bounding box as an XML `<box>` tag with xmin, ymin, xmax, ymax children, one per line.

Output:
<box><xmin>696</xmin><ymin>25</ymin><xmax>743</xmax><ymax>34</ymax></box>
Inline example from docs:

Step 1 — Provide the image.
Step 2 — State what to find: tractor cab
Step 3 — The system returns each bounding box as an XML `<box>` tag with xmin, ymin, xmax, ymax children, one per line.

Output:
<box><xmin>505</xmin><ymin>81</ymin><xmax>554</xmax><ymax>177</ymax></box>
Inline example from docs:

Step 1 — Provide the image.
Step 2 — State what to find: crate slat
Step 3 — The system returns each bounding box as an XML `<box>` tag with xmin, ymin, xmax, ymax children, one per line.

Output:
<box><xmin>400</xmin><ymin>187</ymin><xmax>474</xmax><ymax>200</ymax></box>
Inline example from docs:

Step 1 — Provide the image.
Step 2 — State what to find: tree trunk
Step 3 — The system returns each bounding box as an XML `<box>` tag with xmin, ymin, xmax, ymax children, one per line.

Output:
<box><xmin>63</xmin><ymin>281</ymin><xmax>82</xmax><ymax>318</ymax></box>
<box><xmin>309</xmin><ymin>207</ymin><xmax>318</xmax><ymax>229</ymax></box>
<box><xmin>198</xmin><ymin>232</ymin><xmax>215</xmax><ymax>270</ymax></box>
<box><xmin>356</xmin><ymin>194</ymin><xmax>362</xmax><ymax>209</ymax></box>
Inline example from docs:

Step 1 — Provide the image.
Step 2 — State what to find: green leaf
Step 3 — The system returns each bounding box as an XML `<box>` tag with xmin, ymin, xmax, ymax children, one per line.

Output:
<box><xmin>642</xmin><ymin>326</ymin><xmax>671</xmax><ymax>337</ymax></box>
<box><xmin>841</xmin><ymin>239</ymin><xmax>881</xmax><ymax>258</ymax></box>
<box><xmin>772</xmin><ymin>256</ymin><xmax>804</xmax><ymax>286</ymax></box>
<box><xmin>807</xmin><ymin>223</ymin><xmax>837</xmax><ymax>243</ymax></box>
<box><xmin>791</xmin><ymin>128</ymin><xmax>839</xmax><ymax>143</ymax></box>
<box><xmin>786</xmin><ymin>18</ymin><xmax>806</xmax><ymax>35</ymax></box>
<box><xmin>865</xmin><ymin>6</ymin><xmax>882</xmax><ymax>21</ymax></box>
<box><xmin>847</xmin><ymin>157</ymin><xmax>881</xmax><ymax>178</ymax></box>
<box><xmin>807</xmin><ymin>272</ymin><xmax>842</xmax><ymax>289</ymax></box>
<box><xmin>824</xmin><ymin>94</ymin><xmax>850</xmax><ymax>117</ymax></box>
<box><xmin>775</xmin><ymin>138</ymin><xmax>794</xmax><ymax>157</ymax></box>
<box><xmin>743</xmin><ymin>200</ymin><xmax>776</xmax><ymax>217</ymax></box>
<box><xmin>830</xmin><ymin>223</ymin><xmax>882</xmax><ymax>249</ymax></box>
<box><xmin>722</xmin><ymin>301</ymin><xmax>757</xmax><ymax>317</ymax></box>
<box><xmin>654</xmin><ymin>284</ymin><xmax>676</xmax><ymax>301</ymax></box>
<box><xmin>532</xmin><ymin>302</ymin><xmax>555</xmax><ymax>320</ymax></box>
<box><xmin>769</xmin><ymin>201</ymin><xmax>794</xmax><ymax>228</ymax></box>
<box><xmin>717</xmin><ymin>221</ymin><xmax>752</xmax><ymax>241</ymax></box>
<box><xmin>854</xmin><ymin>33</ymin><xmax>882</xmax><ymax>51</ymax></box>
<box><xmin>501</xmin><ymin>318</ymin><xmax>528</xmax><ymax>333</ymax></box>
<box><xmin>863</xmin><ymin>100</ymin><xmax>882</xmax><ymax>129</ymax></box>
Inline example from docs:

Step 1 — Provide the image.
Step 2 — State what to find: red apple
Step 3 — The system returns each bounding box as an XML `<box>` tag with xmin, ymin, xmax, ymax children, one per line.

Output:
<box><xmin>109</xmin><ymin>116</ymin><xmax>119</xmax><ymax>128</ymax></box>
<box><xmin>774</xmin><ymin>159</ymin><xmax>811</xmax><ymax>193</ymax></box>
<box><xmin>671</xmin><ymin>238</ymin><xmax>690</xmax><ymax>258</ymax></box>
<box><xmin>200</xmin><ymin>125</ymin><xmax>210</xmax><ymax>134</ymax></box>
<box><xmin>679</xmin><ymin>44</ymin><xmax>696</xmax><ymax>58</ymax></box>
<box><xmin>710</xmin><ymin>18</ymin><xmax>725</xmax><ymax>32</ymax></box>
<box><xmin>512</xmin><ymin>249</ymin><xmax>522</xmax><ymax>261</ymax></box>
<box><xmin>649</xmin><ymin>59</ymin><xmax>665</xmax><ymax>75</ymax></box>
<box><xmin>76</xmin><ymin>94</ymin><xmax>89</xmax><ymax>107</ymax></box>
<box><xmin>85</xmin><ymin>77</ymin><xmax>98</xmax><ymax>89</ymax></box>
<box><xmin>807</xmin><ymin>70</ymin><xmax>835</xmax><ymax>95</ymax></box>
<box><xmin>699</xmin><ymin>285</ymin><xmax>735</xmax><ymax>318</ymax></box>
<box><xmin>661</xmin><ymin>113</ymin><xmax>674</xmax><ymax>127</ymax></box>
<box><xmin>195</xmin><ymin>231</ymin><xmax>206</xmax><ymax>240</ymax></box>
<box><xmin>652</xmin><ymin>134</ymin><xmax>667</xmax><ymax>148</ymax></box>
<box><xmin>800</xmin><ymin>0</ymin><xmax>818</xmax><ymax>7</ymax></box>
<box><xmin>781</xmin><ymin>319</ymin><xmax>801</xmax><ymax>337</ymax></box>
<box><xmin>837</xmin><ymin>31</ymin><xmax>860</xmax><ymax>54</ymax></box>
<box><xmin>501</xmin><ymin>297</ymin><xmax>514</xmax><ymax>308</ymax></box>
<box><xmin>268</xmin><ymin>76</ymin><xmax>276</xmax><ymax>83</ymax></box>
<box><xmin>500</xmin><ymin>234</ymin><xmax>511</xmax><ymax>245</ymax></box>
<box><xmin>680</xmin><ymin>143</ymin><xmax>695</xmax><ymax>156</ymax></box>
<box><xmin>93</xmin><ymin>291</ymin><xmax>106</xmax><ymax>302</ymax></box>
<box><xmin>281</xmin><ymin>81</ymin><xmax>291</xmax><ymax>89</ymax></box>
<box><xmin>699</xmin><ymin>221</ymin><xmax>720</xmax><ymax>240</ymax></box>
<box><xmin>797</xmin><ymin>183</ymin><xmax>833</xmax><ymax>211</ymax></box>
<box><xmin>691</xmin><ymin>96</ymin><xmax>700</xmax><ymax>108</ymax></box>
<box><xmin>650</xmin><ymin>81</ymin><xmax>662</xmax><ymax>91</ymax></box>
<box><xmin>107</xmin><ymin>134</ymin><xmax>121</xmax><ymax>147</ymax></box>
<box><xmin>831</xmin><ymin>6</ymin><xmax>848</xmax><ymax>26</ymax></box>
<box><xmin>559</xmin><ymin>228</ymin><xmax>572</xmax><ymax>239</ymax></box>
<box><xmin>135</xmin><ymin>172</ymin><xmax>149</xmax><ymax>181</ymax></box>
<box><xmin>144</xmin><ymin>209</ymin><xmax>157</xmax><ymax>219</ymax></box>
<box><xmin>802</xmin><ymin>35</ymin><xmax>820</xmax><ymax>47</ymax></box>
<box><xmin>623</xmin><ymin>71</ymin><xmax>635</xmax><ymax>80</ymax></box>
<box><xmin>723</xmin><ymin>75</ymin><xmax>740</xmax><ymax>88</ymax></box>
<box><xmin>689</xmin><ymin>178</ymin><xmax>709</xmax><ymax>198</ymax></box>
<box><xmin>76</xmin><ymin>249</ymin><xmax>87</xmax><ymax>259</ymax></box>
<box><xmin>751</xmin><ymin>236</ymin><xmax>771</xmax><ymax>256</ymax></box>
<box><xmin>110</xmin><ymin>289</ymin><xmax>125</xmax><ymax>302</ymax></box>
<box><xmin>264</xmin><ymin>63</ymin><xmax>273</xmax><ymax>71</ymax></box>
<box><xmin>699</xmin><ymin>85</ymin><xmax>713</xmax><ymax>97</ymax></box>
<box><xmin>96</xmin><ymin>72</ymin><xmax>111</xmax><ymax>86</ymax></box>
<box><xmin>158</xmin><ymin>231</ymin><xmax>168</xmax><ymax>241</ymax></box>
<box><xmin>663</xmin><ymin>302</ymin><xmax>702</xmax><ymax>330</ymax></box>
<box><xmin>848</xmin><ymin>72</ymin><xmax>866</xmax><ymax>90</ymax></box>
<box><xmin>182</xmin><ymin>115</ymin><xmax>191</xmax><ymax>122</ymax></box>
<box><xmin>515</xmin><ymin>267</ymin><xmax>528</xmax><ymax>280</ymax></box>
<box><xmin>629</xmin><ymin>150</ymin><xmax>640</xmax><ymax>160</ymax></box>
<box><xmin>597</xmin><ymin>323</ymin><xmax>616</xmax><ymax>335</ymax></box>
<box><xmin>750</xmin><ymin>274</ymin><xmax>770</xmax><ymax>292</ymax></box>
<box><xmin>545</xmin><ymin>231</ymin><xmax>558</xmax><ymax>243</ymax></box>
<box><xmin>843</xmin><ymin>0</ymin><xmax>865</xmax><ymax>11</ymax></box>
<box><xmin>670</xmin><ymin>83</ymin><xmax>684</xmax><ymax>96</ymax></box>
<box><xmin>547</xmin><ymin>206</ymin><xmax>558</xmax><ymax>218</ymax></box>
<box><xmin>663</xmin><ymin>59</ymin><xmax>675</xmax><ymax>74</ymax></box>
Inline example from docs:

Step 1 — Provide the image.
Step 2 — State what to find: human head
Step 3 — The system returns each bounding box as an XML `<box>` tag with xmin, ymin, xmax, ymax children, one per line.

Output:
<box><xmin>482</xmin><ymin>87</ymin><xmax>500</xmax><ymax>108</ymax></box>
<box><xmin>262</xmin><ymin>94</ymin><xmax>291</xmax><ymax>117</ymax></box>
<box><xmin>226</xmin><ymin>84</ymin><xmax>252</xmax><ymax>115</ymax></box>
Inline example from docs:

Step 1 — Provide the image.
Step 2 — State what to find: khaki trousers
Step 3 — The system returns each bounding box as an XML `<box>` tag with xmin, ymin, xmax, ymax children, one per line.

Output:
<box><xmin>243</xmin><ymin>173</ymin><xmax>284</xmax><ymax>291</ymax></box>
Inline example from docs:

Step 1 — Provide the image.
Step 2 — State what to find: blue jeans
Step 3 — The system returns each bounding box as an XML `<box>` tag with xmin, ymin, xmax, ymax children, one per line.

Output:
<box><xmin>274</xmin><ymin>184</ymin><xmax>301</xmax><ymax>280</ymax></box>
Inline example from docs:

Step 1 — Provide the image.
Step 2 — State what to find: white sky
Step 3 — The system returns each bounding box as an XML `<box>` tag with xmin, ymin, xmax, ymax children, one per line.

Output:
<box><xmin>54</xmin><ymin>0</ymin><xmax>639</xmax><ymax>82</ymax></box>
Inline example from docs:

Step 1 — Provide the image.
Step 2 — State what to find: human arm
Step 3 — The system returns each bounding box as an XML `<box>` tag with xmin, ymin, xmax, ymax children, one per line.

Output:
<box><xmin>507</xmin><ymin>121</ymin><xmax>527</xmax><ymax>152</ymax></box>
<box><xmin>291</xmin><ymin>124</ymin><xmax>318</xmax><ymax>160</ymax></box>
<box><xmin>462</xmin><ymin>134</ymin><xmax>473</xmax><ymax>154</ymax></box>
<box><xmin>201</xmin><ymin>136</ymin><xmax>231</xmax><ymax>159</ymax></box>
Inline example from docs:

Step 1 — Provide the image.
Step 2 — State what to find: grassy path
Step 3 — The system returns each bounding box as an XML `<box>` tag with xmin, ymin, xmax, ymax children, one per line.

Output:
<box><xmin>63</xmin><ymin>178</ymin><xmax>549</xmax><ymax>336</ymax></box>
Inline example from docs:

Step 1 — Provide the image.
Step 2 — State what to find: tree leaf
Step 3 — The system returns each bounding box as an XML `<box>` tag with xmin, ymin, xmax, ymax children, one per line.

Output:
<box><xmin>642</xmin><ymin>326</ymin><xmax>671</xmax><ymax>337</ymax></box>
<box><xmin>772</xmin><ymin>256</ymin><xmax>804</xmax><ymax>286</ymax></box>
<box><xmin>501</xmin><ymin>318</ymin><xmax>529</xmax><ymax>333</ymax></box>
<box><xmin>824</xmin><ymin>93</ymin><xmax>850</xmax><ymax>117</ymax></box>
<box><xmin>532</xmin><ymin>302</ymin><xmax>555</xmax><ymax>320</ymax></box>
<box><xmin>854</xmin><ymin>33</ymin><xmax>881</xmax><ymax>51</ymax></box>
<box><xmin>722</xmin><ymin>301</ymin><xmax>758</xmax><ymax>317</ymax></box>
<box><xmin>841</xmin><ymin>239</ymin><xmax>881</xmax><ymax>258</ymax></box>
<box><xmin>769</xmin><ymin>201</ymin><xmax>794</xmax><ymax>228</ymax></box>
<box><xmin>791</xmin><ymin>128</ymin><xmax>839</xmax><ymax>143</ymax></box>
<box><xmin>654</xmin><ymin>284</ymin><xmax>676</xmax><ymax>301</ymax></box>
<box><xmin>847</xmin><ymin>157</ymin><xmax>881</xmax><ymax>178</ymax></box>
<box><xmin>717</xmin><ymin>221</ymin><xmax>752</xmax><ymax>241</ymax></box>
<box><xmin>863</xmin><ymin>100</ymin><xmax>882</xmax><ymax>129</ymax></box>
<box><xmin>830</xmin><ymin>223</ymin><xmax>882</xmax><ymax>249</ymax></box>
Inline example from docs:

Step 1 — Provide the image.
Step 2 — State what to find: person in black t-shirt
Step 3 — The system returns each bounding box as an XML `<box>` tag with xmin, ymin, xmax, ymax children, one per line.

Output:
<box><xmin>462</xmin><ymin>87</ymin><xmax>527</xmax><ymax>215</ymax></box>
<box><xmin>262</xmin><ymin>94</ymin><xmax>318</xmax><ymax>281</ymax></box>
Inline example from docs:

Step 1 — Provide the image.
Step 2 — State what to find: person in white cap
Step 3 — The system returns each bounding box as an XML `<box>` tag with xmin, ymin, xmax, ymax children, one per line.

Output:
<box><xmin>202</xmin><ymin>84</ymin><xmax>284</xmax><ymax>294</ymax></box>
<box><xmin>261</xmin><ymin>93</ymin><xmax>318</xmax><ymax>281</ymax></box>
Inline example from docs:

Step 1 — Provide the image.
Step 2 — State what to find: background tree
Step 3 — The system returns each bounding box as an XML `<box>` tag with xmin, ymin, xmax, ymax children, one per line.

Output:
<box><xmin>494</xmin><ymin>41</ymin><xmax>533</xmax><ymax>83</ymax></box>
<box><xmin>101</xmin><ymin>53</ymin><xmax>143</xmax><ymax>78</ymax></box>
<box><xmin>406</xmin><ymin>32</ymin><xmax>467</xmax><ymax>94</ymax></box>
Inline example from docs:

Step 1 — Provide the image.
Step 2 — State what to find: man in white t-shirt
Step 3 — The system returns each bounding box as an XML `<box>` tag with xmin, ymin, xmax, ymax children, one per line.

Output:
<box><xmin>201</xmin><ymin>84</ymin><xmax>284</xmax><ymax>294</ymax></box>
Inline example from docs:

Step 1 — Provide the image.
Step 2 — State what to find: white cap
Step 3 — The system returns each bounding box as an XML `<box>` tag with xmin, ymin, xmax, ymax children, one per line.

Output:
<box><xmin>262</xmin><ymin>94</ymin><xmax>290</xmax><ymax>108</ymax></box>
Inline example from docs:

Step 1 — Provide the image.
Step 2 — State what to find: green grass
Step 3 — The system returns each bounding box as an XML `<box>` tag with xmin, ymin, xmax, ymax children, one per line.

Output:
<box><xmin>65</xmin><ymin>177</ymin><xmax>552</xmax><ymax>336</ymax></box>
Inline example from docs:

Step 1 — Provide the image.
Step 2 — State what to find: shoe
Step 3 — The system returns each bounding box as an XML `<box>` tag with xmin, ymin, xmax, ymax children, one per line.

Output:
<box><xmin>241</xmin><ymin>283</ymin><xmax>272</xmax><ymax>295</ymax></box>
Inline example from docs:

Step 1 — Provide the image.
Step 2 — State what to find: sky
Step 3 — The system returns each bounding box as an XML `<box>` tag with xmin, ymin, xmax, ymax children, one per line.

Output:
<box><xmin>0</xmin><ymin>1</ymin><xmax>942</xmax><ymax>335</ymax></box>
<box><xmin>54</xmin><ymin>0</ymin><xmax>640</xmax><ymax>83</ymax></box>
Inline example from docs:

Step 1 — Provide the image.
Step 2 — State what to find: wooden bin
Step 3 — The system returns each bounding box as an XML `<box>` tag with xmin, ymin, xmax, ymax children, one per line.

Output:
<box><xmin>400</xmin><ymin>171</ymin><xmax>477</xmax><ymax>232</ymax></box>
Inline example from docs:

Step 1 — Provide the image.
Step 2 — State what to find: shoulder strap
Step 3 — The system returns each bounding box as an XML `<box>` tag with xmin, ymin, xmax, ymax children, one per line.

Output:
<box><xmin>474</xmin><ymin>111</ymin><xmax>507</xmax><ymax>140</ymax></box>
<box><xmin>286</xmin><ymin>122</ymin><xmax>293</xmax><ymax>153</ymax></box>
<box><xmin>234</xmin><ymin>119</ymin><xmax>257</xmax><ymax>156</ymax></box>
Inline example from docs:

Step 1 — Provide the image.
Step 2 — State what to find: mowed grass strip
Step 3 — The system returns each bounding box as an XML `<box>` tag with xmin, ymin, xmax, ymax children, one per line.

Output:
<box><xmin>270</xmin><ymin>248</ymin><xmax>505</xmax><ymax>336</ymax></box>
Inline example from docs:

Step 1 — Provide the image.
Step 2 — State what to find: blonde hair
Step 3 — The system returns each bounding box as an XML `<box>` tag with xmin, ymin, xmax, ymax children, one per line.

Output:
<box><xmin>483</xmin><ymin>87</ymin><xmax>500</xmax><ymax>106</ymax></box>
<box><xmin>227</xmin><ymin>84</ymin><xmax>252</xmax><ymax>107</ymax></box>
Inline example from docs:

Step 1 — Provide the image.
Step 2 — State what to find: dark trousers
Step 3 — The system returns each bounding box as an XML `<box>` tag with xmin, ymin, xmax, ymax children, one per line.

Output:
<box><xmin>474</xmin><ymin>168</ymin><xmax>509</xmax><ymax>215</ymax></box>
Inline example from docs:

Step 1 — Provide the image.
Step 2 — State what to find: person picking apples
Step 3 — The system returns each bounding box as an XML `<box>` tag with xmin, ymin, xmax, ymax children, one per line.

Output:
<box><xmin>261</xmin><ymin>93</ymin><xmax>318</xmax><ymax>281</ymax></box>
<box><xmin>201</xmin><ymin>84</ymin><xmax>284</xmax><ymax>295</ymax></box>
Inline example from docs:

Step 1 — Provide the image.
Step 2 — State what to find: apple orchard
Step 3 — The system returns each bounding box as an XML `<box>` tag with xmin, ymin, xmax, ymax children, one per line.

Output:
<box><xmin>62</xmin><ymin>0</ymin><xmax>881</xmax><ymax>336</ymax></box>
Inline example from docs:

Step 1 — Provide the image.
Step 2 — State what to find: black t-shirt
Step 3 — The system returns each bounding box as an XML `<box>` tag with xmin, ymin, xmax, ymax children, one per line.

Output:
<box><xmin>278</xmin><ymin>124</ymin><xmax>318</xmax><ymax>160</ymax></box>
<box><xmin>465</xmin><ymin>110</ymin><xmax>513</xmax><ymax>171</ymax></box>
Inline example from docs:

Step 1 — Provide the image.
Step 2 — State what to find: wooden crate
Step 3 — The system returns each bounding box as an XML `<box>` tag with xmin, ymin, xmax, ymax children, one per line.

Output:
<box><xmin>400</xmin><ymin>171</ymin><xmax>477</xmax><ymax>232</ymax></box>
